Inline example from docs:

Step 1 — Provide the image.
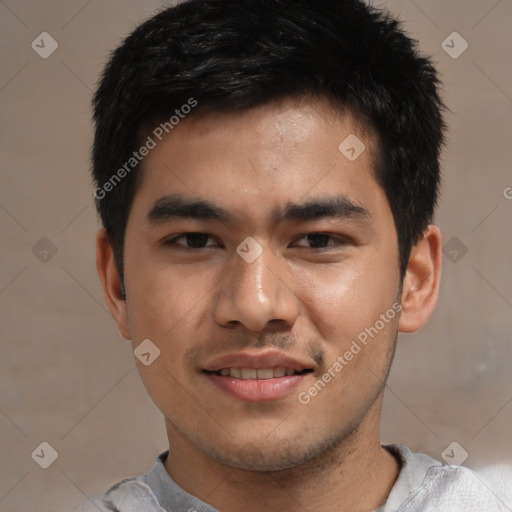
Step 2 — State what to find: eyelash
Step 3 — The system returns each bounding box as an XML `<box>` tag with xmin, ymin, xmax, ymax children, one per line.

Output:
<box><xmin>164</xmin><ymin>232</ymin><xmax>350</xmax><ymax>251</ymax></box>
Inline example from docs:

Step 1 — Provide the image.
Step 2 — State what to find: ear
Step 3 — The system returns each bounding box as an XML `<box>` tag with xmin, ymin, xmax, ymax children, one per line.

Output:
<box><xmin>96</xmin><ymin>228</ymin><xmax>131</xmax><ymax>340</ymax></box>
<box><xmin>398</xmin><ymin>224</ymin><xmax>442</xmax><ymax>333</ymax></box>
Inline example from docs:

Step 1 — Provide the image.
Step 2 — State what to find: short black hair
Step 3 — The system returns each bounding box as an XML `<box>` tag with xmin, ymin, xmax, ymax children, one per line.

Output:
<box><xmin>92</xmin><ymin>0</ymin><xmax>446</xmax><ymax>286</ymax></box>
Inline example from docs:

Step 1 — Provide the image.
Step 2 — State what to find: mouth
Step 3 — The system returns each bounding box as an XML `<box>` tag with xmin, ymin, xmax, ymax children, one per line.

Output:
<box><xmin>202</xmin><ymin>351</ymin><xmax>315</xmax><ymax>402</ymax></box>
<box><xmin>205</xmin><ymin>367</ymin><xmax>313</xmax><ymax>379</ymax></box>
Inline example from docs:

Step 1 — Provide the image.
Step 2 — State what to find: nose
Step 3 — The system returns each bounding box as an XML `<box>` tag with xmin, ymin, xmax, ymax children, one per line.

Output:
<box><xmin>213</xmin><ymin>243</ymin><xmax>299</xmax><ymax>332</ymax></box>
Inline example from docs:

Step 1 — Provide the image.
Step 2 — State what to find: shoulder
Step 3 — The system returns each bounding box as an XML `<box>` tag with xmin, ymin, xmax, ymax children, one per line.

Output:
<box><xmin>102</xmin><ymin>477</ymin><xmax>166</xmax><ymax>512</ymax></box>
<box><xmin>389</xmin><ymin>444</ymin><xmax>512</xmax><ymax>512</ymax></box>
<box><xmin>403</xmin><ymin>464</ymin><xmax>511</xmax><ymax>511</ymax></box>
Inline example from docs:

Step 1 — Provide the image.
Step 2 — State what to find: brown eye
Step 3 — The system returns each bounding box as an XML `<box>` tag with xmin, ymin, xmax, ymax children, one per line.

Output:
<box><xmin>165</xmin><ymin>233</ymin><xmax>218</xmax><ymax>249</ymax></box>
<box><xmin>293</xmin><ymin>233</ymin><xmax>348</xmax><ymax>249</ymax></box>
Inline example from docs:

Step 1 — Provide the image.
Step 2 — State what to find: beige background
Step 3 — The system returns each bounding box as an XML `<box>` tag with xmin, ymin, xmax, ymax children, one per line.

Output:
<box><xmin>0</xmin><ymin>0</ymin><xmax>511</xmax><ymax>510</ymax></box>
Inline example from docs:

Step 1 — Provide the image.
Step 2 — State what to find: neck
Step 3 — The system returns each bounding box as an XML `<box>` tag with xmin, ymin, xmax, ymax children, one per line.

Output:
<box><xmin>163</xmin><ymin>399</ymin><xmax>400</xmax><ymax>512</ymax></box>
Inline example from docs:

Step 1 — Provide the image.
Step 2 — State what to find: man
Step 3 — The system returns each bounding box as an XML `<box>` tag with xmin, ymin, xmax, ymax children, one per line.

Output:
<box><xmin>91</xmin><ymin>0</ymin><xmax>510</xmax><ymax>510</ymax></box>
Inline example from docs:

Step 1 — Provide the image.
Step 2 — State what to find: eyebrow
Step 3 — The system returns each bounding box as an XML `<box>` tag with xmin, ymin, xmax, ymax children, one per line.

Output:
<box><xmin>146</xmin><ymin>193</ymin><xmax>371</xmax><ymax>227</ymax></box>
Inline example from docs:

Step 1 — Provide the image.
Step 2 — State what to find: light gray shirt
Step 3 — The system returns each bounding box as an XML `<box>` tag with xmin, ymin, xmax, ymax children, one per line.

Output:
<box><xmin>102</xmin><ymin>444</ymin><xmax>511</xmax><ymax>511</ymax></box>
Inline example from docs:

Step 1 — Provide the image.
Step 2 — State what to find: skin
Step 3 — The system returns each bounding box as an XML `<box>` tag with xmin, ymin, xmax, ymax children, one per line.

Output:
<box><xmin>96</xmin><ymin>96</ymin><xmax>442</xmax><ymax>511</ymax></box>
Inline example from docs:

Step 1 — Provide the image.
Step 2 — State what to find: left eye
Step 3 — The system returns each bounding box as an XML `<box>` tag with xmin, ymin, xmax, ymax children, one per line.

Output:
<box><xmin>293</xmin><ymin>233</ymin><xmax>347</xmax><ymax>249</ymax></box>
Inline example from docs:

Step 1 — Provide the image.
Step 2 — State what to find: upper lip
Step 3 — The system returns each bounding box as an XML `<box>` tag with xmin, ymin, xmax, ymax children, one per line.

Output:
<box><xmin>203</xmin><ymin>350</ymin><xmax>314</xmax><ymax>372</ymax></box>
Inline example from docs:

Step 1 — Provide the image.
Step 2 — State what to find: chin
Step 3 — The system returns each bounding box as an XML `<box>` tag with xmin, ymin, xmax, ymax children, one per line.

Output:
<box><xmin>200</xmin><ymin>433</ymin><xmax>327</xmax><ymax>472</ymax></box>
<box><xmin>217</xmin><ymin>446</ymin><xmax>307</xmax><ymax>472</ymax></box>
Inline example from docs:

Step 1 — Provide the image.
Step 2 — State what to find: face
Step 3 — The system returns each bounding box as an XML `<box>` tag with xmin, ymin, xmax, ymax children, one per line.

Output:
<box><xmin>119</xmin><ymin>97</ymin><xmax>403</xmax><ymax>470</ymax></box>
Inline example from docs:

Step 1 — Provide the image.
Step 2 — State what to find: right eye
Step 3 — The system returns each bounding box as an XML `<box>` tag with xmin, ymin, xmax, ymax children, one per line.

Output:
<box><xmin>164</xmin><ymin>232</ymin><xmax>221</xmax><ymax>249</ymax></box>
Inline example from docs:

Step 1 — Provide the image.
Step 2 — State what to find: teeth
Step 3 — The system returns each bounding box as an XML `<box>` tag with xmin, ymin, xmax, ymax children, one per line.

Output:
<box><xmin>217</xmin><ymin>367</ymin><xmax>301</xmax><ymax>379</ymax></box>
<box><xmin>230</xmin><ymin>367</ymin><xmax>241</xmax><ymax>378</ymax></box>
<box><xmin>240</xmin><ymin>368</ymin><xmax>257</xmax><ymax>379</ymax></box>
<box><xmin>273</xmin><ymin>367</ymin><xmax>286</xmax><ymax>377</ymax></box>
<box><xmin>257</xmin><ymin>368</ymin><xmax>274</xmax><ymax>380</ymax></box>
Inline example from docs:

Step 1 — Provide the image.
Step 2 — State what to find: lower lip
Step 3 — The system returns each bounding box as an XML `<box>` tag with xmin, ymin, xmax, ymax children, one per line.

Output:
<box><xmin>205</xmin><ymin>373</ymin><xmax>306</xmax><ymax>402</ymax></box>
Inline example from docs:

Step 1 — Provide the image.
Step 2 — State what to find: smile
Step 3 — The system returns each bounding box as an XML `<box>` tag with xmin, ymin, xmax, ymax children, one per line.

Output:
<box><xmin>211</xmin><ymin>367</ymin><xmax>312</xmax><ymax>379</ymax></box>
<box><xmin>204</xmin><ymin>368</ymin><xmax>314</xmax><ymax>402</ymax></box>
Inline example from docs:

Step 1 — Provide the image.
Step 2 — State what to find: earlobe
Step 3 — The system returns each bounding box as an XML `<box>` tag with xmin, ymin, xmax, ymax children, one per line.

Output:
<box><xmin>95</xmin><ymin>228</ymin><xmax>131</xmax><ymax>340</ymax></box>
<box><xmin>398</xmin><ymin>224</ymin><xmax>442</xmax><ymax>334</ymax></box>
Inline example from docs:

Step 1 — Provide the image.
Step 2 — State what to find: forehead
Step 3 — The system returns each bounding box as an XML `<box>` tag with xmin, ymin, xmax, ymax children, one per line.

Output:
<box><xmin>131</xmin><ymin>96</ymin><xmax>388</xmax><ymax>229</ymax></box>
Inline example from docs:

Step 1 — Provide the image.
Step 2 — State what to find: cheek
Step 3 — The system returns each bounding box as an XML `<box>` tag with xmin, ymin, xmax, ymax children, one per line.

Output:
<box><xmin>295</xmin><ymin>262</ymin><xmax>399</xmax><ymax>414</ymax></box>
<box><xmin>124</xmin><ymin>263</ymin><xmax>208</xmax><ymax>410</ymax></box>
<box><xmin>293</xmin><ymin>251</ymin><xmax>399</xmax><ymax>346</ymax></box>
<box><xmin>126</xmin><ymin>253</ymin><xmax>209</xmax><ymax>335</ymax></box>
